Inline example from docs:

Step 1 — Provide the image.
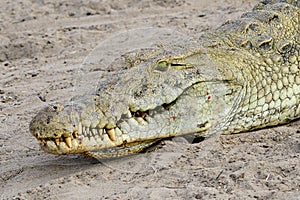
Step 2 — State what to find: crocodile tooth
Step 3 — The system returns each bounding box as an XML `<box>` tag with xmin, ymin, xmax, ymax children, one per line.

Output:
<box><xmin>85</xmin><ymin>128</ymin><xmax>90</xmax><ymax>137</ymax></box>
<box><xmin>87</xmin><ymin>128</ymin><xmax>92</xmax><ymax>137</ymax></box>
<box><xmin>106</xmin><ymin>128</ymin><xmax>116</xmax><ymax>141</ymax></box>
<box><xmin>91</xmin><ymin>128</ymin><xmax>97</xmax><ymax>136</ymax></box>
<box><xmin>78</xmin><ymin>122</ymin><xmax>82</xmax><ymax>135</ymax></box>
<box><xmin>65</xmin><ymin>136</ymin><xmax>72</xmax><ymax>148</ymax></box>
<box><xmin>82</xmin><ymin>126</ymin><xmax>86</xmax><ymax>136</ymax></box>
<box><xmin>97</xmin><ymin>128</ymin><xmax>103</xmax><ymax>135</ymax></box>
<box><xmin>141</xmin><ymin>112</ymin><xmax>147</xmax><ymax>119</ymax></box>
<box><xmin>97</xmin><ymin>128</ymin><xmax>104</xmax><ymax>140</ymax></box>
<box><xmin>55</xmin><ymin>138</ymin><xmax>60</xmax><ymax>146</ymax></box>
<box><xmin>85</xmin><ymin>128</ymin><xmax>89</xmax><ymax>137</ymax></box>
<box><xmin>127</xmin><ymin>111</ymin><xmax>132</xmax><ymax>118</ymax></box>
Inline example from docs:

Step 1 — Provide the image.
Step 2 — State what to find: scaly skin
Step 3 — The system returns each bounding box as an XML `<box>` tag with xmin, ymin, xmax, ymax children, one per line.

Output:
<box><xmin>30</xmin><ymin>0</ymin><xmax>300</xmax><ymax>158</ymax></box>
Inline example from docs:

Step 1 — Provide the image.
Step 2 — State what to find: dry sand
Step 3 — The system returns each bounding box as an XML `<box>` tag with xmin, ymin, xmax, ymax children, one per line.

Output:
<box><xmin>1</xmin><ymin>0</ymin><xmax>299</xmax><ymax>199</ymax></box>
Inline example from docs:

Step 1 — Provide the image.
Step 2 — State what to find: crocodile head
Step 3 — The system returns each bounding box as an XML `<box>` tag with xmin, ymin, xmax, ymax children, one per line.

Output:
<box><xmin>30</xmin><ymin>47</ymin><xmax>238</xmax><ymax>157</ymax></box>
<box><xmin>29</xmin><ymin>1</ymin><xmax>300</xmax><ymax>158</ymax></box>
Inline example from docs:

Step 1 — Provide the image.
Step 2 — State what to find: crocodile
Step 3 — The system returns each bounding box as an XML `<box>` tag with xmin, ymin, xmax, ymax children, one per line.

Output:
<box><xmin>29</xmin><ymin>0</ymin><xmax>300</xmax><ymax>158</ymax></box>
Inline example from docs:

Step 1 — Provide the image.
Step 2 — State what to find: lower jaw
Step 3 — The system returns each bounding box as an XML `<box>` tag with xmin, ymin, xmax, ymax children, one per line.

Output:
<box><xmin>38</xmin><ymin>137</ymin><xmax>160</xmax><ymax>157</ymax></box>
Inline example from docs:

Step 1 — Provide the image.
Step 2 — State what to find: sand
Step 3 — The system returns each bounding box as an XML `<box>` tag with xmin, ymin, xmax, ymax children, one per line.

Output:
<box><xmin>1</xmin><ymin>0</ymin><xmax>299</xmax><ymax>199</ymax></box>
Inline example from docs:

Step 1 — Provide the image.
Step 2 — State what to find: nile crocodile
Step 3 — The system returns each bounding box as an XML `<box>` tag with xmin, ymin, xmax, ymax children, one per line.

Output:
<box><xmin>30</xmin><ymin>0</ymin><xmax>300</xmax><ymax>158</ymax></box>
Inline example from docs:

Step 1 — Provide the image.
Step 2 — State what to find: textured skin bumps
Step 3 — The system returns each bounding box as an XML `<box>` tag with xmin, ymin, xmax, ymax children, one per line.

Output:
<box><xmin>29</xmin><ymin>0</ymin><xmax>300</xmax><ymax>158</ymax></box>
<box><xmin>208</xmin><ymin>1</ymin><xmax>300</xmax><ymax>133</ymax></box>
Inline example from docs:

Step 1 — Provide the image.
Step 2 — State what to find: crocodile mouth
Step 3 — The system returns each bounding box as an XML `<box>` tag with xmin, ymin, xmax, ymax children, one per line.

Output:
<box><xmin>34</xmin><ymin>111</ymin><xmax>158</xmax><ymax>157</ymax></box>
<box><xmin>31</xmin><ymin>87</ymin><xmax>205</xmax><ymax>157</ymax></box>
<box><xmin>35</xmin><ymin>125</ymin><xmax>124</xmax><ymax>154</ymax></box>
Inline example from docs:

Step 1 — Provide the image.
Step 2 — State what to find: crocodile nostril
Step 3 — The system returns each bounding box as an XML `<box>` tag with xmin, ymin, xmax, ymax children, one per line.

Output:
<box><xmin>50</xmin><ymin>104</ymin><xmax>64</xmax><ymax>112</ymax></box>
<box><xmin>32</xmin><ymin>131</ymin><xmax>39</xmax><ymax>137</ymax></box>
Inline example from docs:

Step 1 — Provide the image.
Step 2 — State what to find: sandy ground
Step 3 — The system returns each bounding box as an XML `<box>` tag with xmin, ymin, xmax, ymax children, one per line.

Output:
<box><xmin>0</xmin><ymin>0</ymin><xmax>299</xmax><ymax>199</ymax></box>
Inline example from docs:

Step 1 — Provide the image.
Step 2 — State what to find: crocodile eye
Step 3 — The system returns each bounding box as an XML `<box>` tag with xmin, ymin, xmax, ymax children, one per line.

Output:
<box><xmin>155</xmin><ymin>60</ymin><xmax>169</xmax><ymax>72</ymax></box>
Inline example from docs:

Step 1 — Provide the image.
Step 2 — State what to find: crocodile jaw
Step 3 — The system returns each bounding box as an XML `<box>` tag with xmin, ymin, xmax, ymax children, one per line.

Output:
<box><xmin>29</xmin><ymin>94</ymin><xmax>209</xmax><ymax>155</ymax></box>
<box><xmin>29</xmin><ymin>74</ymin><xmax>225</xmax><ymax>156</ymax></box>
